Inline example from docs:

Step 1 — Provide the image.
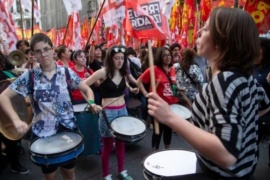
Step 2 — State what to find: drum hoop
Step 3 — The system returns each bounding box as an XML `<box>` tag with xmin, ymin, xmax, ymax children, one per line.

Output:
<box><xmin>112</xmin><ymin>130</ymin><xmax>146</xmax><ymax>138</ymax></box>
<box><xmin>112</xmin><ymin>131</ymin><xmax>146</xmax><ymax>140</ymax></box>
<box><xmin>141</xmin><ymin>148</ymin><xmax>197</xmax><ymax>177</ymax></box>
<box><xmin>110</xmin><ymin>116</ymin><xmax>146</xmax><ymax>136</ymax></box>
<box><xmin>29</xmin><ymin>131</ymin><xmax>84</xmax><ymax>157</ymax></box>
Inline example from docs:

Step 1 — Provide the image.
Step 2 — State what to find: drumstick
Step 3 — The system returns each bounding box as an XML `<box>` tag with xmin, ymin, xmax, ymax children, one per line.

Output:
<box><xmin>179</xmin><ymin>91</ymin><xmax>193</xmax><ymax>109</ymax></box>
<box><xmin>148</xmin><ymin>41</ymin><xmax>160</xmax><ymax>135</ymax></box>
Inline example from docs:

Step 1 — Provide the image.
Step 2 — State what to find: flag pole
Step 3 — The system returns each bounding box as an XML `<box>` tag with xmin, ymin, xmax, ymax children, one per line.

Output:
<box><xmin>31</xmin><ymin>0</ymin><xmax>34</xmax><ymax>37</ymax></box>
<box><xmin>234</xmin><ymin>0</ymin><xmax>239</xmax><ymax>8</ymax></box>
<box><xmin>62</xmin><ymin>15</ymin><xmax>72</xmax><ymax>45</ymax></box>
<box><xmin>19</xmin><ymin>0</ymin><xmax>25</xmax><ymax>41</ymax></box>
<box><xmin>84</xmin><ymin>0</ymin><xmax>106</xmax><ymax>51</ymax></box>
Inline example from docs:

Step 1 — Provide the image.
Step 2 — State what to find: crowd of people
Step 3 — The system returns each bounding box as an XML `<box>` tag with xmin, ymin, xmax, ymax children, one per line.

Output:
<box><xmin>0</xmin><ymin>6</ymin><xmax>270</xmax><ymax>180</ymax></box>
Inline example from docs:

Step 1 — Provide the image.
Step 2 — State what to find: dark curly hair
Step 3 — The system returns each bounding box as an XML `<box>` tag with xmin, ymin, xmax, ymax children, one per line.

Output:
<box><xmin>180</xmin><ymin>48</ymin><xmax>196</xmax><ymax>72</ymax></box>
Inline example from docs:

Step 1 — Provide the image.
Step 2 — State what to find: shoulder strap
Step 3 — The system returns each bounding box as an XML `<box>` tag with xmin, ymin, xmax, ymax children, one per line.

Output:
<box><xmin>64</xmin><ymin>67</ymin><xmax>74</xmax><ymax>103</ymax></box>
<box><xmin>183</xmin><ymin>69</ymin><xmax>197</xmax><ymax>86</ymax></box>
<box><xmin>2</xmin><ymin>71</ymin><xmax>15</xmax><ymax>78</ymax></box>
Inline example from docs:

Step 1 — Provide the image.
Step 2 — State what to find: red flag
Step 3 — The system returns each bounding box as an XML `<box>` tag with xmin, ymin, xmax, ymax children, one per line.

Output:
<box><xmin>125</xmin><ymin>0</ymin><xmax>169</xmax><ymax>40</ymax></box>
<box><xmin>245</xmin><ymin>0</ymin><xmax>270</xmax><ymax>34</ymax></box>
<box><xmin>0</xmin><ymin>1</ymin><xmax>18</xmax><ymax>51</ymax></box>
<box><xmin>200</xmin><ymin>0</ymin><xmax>211</xmax><ymax>21</ymax></box>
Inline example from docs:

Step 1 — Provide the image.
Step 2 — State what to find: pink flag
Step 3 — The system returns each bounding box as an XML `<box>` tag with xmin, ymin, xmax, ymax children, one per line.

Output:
<box><xmin>0</xmin><ymin>1</ymin><xmax>18</xmax><ymax>51</ymax></box>
<box><xmin>2</xmin><ymin>0</ymin><xmax>14</xmax><ymax>11</ymax></box>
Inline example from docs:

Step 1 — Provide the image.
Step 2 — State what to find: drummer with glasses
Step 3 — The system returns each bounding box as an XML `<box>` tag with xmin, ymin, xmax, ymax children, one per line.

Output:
<box><xmin>0</xmin><ymin>33</ymin><xmax>101</xmax><ymax>180</ymax></box>
<box><xmin>84</xmin><ymin>45</ymin><xmax>138</xmax><ymax>180</ymax></box>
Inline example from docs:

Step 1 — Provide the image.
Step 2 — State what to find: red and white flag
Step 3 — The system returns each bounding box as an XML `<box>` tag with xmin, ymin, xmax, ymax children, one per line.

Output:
<box><xmin>20</xmin><ymin>0</ymin><xmax>41</xmax><ymax>23</ymax></box>
<box><xmin>0</xmin><ymin>1</ymin><xmax>18</xmax><ymax>51</ymax></box>
<box><xmin>2</xmin><ymin>0</ymin><xmax>14</xmax><ymax>11</ymax></box>
<box><xmin>62</xmin><ymin>0</ymin><xmax>82</xmax><ymax>15</ymax></box>
<box><xmin>71</xmin><ymin>12</ymin><xmax>82</xmax><ymax>50</ymax></box>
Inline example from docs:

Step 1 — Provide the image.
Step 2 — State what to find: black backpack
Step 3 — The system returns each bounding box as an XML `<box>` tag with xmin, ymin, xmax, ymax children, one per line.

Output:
<box><xmin>128</xmin><ymin>58</ymin><xmax>142</xmax><ymax>79</ymax></box>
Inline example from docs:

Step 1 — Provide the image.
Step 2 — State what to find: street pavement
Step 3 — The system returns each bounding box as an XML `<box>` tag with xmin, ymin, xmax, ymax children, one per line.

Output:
<box><xmin>1</xmin><ymin>127</ymin><xmax>270</xmax><ymax>180</ymax></box>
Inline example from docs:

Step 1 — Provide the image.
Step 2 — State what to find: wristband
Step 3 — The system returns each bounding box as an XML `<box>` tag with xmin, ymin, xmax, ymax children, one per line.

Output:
<box><xmin>88</xmin><ymin>100</ymin><xmax>95</xmax><ymax>105</ymax></box>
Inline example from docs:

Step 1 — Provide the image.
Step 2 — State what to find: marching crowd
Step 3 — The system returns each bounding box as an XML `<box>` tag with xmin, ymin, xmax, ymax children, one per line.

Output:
<box><xmin>0</xmin><ymin>7</ymin><xmax>270</xmax><ymax>180</ymax></box>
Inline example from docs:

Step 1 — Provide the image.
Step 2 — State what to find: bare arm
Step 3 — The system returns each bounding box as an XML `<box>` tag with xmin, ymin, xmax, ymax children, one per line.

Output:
<box><xmin>88</xmin><ymin>44</ymin><xmax>95</xmax><ymax>64</ymax></box>
<box><xmin>0</xmin><ymin>37</ymin><xmax>9</xmax><ymax>55</ymax></box>
<box><xmin>147</xmin><ymin>93</ymin><xmax>237</xmax><ymax>168</ymax></box>
<box><xmin>0</xmin><ymin>88</ymin><xmax>29</xmax><ymax>134</ymax></box>
<box><xmin>84</xmin><ymin>68</ymin><xmax>106</xmax><ymax>86</ymax></box>
<box><xmin>136</xmin><ymin>78</ymin><xmax>148</xmax><ymax>97</ymax></box>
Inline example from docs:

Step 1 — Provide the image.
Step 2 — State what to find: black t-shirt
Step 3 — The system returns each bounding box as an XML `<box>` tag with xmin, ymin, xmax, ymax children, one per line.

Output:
<box><xmin>90</xmin><ymin>59</ymin><xmax>103</xmax><ymax>72</ymax></box>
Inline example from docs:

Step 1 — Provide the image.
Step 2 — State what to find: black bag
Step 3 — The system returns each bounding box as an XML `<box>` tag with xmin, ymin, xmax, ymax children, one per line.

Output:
<box><xmin>128</xmin><ymin>58</ymin><xmax>142</xmax><ymax>79</ymax></box>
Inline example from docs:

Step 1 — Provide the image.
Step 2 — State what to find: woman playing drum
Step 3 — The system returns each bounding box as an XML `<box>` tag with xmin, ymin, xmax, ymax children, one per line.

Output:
<box><xmin>147</xmin><ymin>7</ymin><xmax>270</xmax><ymax>179</ymax></box>
<box><xmin>84</xmin><ymin>45</ymin><xmax>138</xmax><ymax>180</ymax></box>
<box><xmin>0</xmin><ymin>33</ymin><xmax>101</xmax><ymax>180</ymax></box>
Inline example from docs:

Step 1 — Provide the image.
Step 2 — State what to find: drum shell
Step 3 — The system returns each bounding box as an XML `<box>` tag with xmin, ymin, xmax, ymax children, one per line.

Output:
<box><xmin>29</xmin><ymin>131</ymin><xmax>84</xmax><ymax>167</ymax></box>
<box><xmin>75</xmin><ymin>111</ymin><xmax>100</xmax><ymax>156</ymax></box>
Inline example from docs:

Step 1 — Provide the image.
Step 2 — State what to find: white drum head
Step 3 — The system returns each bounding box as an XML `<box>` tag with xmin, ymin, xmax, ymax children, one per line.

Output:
<box><xmin>143</xmin><ymin>150</ymin><xmax>197</xmax><ymax>176</ymax></box>
<box><xmin>30</xmin><ymin>132</ymin><xmax>82</xmax><ymax>155</ymax></box>
<box><xmin>170</xmin><ymin>104</ymin><xmax>192</xmax><ymax>119</ymax></box>
<box><xmin>73</xmin><ymin>103</ymin><xmax>87</xmax><ymax>112</ymax></box>
<box><xmin>111</xmin><ymin>116</ymin><xmax>146</xmax><ymax>136</ymax></box>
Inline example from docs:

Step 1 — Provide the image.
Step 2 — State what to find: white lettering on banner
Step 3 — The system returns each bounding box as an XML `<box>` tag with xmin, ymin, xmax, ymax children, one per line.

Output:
<box><xmin>127</xmin><ymin>1</ymin><xmax>162</xmax><ymax>30</ymax></box>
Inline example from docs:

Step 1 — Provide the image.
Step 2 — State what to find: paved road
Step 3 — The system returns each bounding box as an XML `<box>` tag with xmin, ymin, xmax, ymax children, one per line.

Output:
<box><xmin>1</xmin><ymin>128</ymin><xmax>270</xmax><ymax>180</ymax></box>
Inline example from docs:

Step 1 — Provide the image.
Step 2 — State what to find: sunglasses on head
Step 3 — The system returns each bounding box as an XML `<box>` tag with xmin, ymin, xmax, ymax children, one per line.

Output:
<box><xmin>112</xmin><ymin>47</ymin><xmax>125</xmax><ymax>53</ymax></box>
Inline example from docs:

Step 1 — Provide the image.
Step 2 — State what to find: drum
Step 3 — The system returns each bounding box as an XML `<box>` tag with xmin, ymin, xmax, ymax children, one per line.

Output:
<box><xmin>110</xmin><ymin>116</ymin><xmax>146</xmax><ymax>143</ymax></box>
<box><xmin>73</xmin><ymin>103</ymin><xmax>100</xmax><ymax>156</ymax></box>
<box><xmin>142</xmin><ymin>149</ymin><xmax>198</xmax><ymax>180</ymax></box>
<box><xmin>0</xmin><ymin>78</ymin><xmax>33</xmax><ymax>140</ymax></box>
<box><xmin>29</xmin><ymin>131</ymin><xmax>84</xmax><ymax>166</ymax></box>
<box><xmin>126</xmin><ymin>98</ymin><xmax>142</xmax><ymax>119</ymax></box>
<box><xmin>170</xmin><ymin>104</ymin><xmax>192</xmax><ymax>119</ymax></box>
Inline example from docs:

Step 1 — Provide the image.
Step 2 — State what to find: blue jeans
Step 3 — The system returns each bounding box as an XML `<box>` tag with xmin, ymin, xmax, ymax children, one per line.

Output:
<box><xmin>99</xmin><ymin>106</ymin><xmax>128</xmax><ymax>137</ymax></box>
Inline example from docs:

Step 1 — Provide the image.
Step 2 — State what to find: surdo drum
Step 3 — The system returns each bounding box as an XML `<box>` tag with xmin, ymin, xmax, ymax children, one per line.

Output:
<box><xmin>29</xmin><ymin>131</ymin><xmax>84</xmax><ymax>166</ymax></box>
<box><xmin>73</xmin><ymin>103</ymin><xmax>100</xmax><ymax>156</ymax></box>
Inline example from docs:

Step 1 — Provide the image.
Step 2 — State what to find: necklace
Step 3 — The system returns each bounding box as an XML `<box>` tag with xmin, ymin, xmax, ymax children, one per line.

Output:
<box><xmin>42</xmin><ymin>64</ymin><xmax>55</xmax><ymax>72</ymax></box>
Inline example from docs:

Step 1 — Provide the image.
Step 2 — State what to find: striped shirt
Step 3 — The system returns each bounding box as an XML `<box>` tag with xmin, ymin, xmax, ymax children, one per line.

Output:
<box><xmin>192</xmin><ymin>71</ymin><xmax>270</xmax><ymax>178</ymax></box>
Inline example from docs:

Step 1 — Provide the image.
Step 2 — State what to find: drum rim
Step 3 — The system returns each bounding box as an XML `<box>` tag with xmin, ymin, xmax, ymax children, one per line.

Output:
<box><xmin>112</xmin><ymin>131</ymin><xmax>146</xmax><ymax>143</ymax></box>
<box><xmin>141</xmin><ymin>148</ymin><xmax>197</xmax><ymax>178</ymax></box>
<box><xmin>29</xmin><ymin>131</ymin><xmax>84</xmax><ymax>157</ymax></box>
<box><xmin>110</xmin><ymin>116</ymin><xmax>147</xmax><ymax>136</ymax></box>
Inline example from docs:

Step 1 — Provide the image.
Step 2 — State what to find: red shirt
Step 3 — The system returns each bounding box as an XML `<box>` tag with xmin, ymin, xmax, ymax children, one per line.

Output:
<box><xmin>140</xmin><ymin>66</ymin><xmax>179</xmax><ymax>104</ymax></box>
<box><xmin>56</xmin><ymin>60</ymin><xmax>75</xmax><ymax>68</ymax></box>
<box><xmin>70</xmin><ymin>66</ymin><xmax>93</xmax><ymax>101</ymax></box>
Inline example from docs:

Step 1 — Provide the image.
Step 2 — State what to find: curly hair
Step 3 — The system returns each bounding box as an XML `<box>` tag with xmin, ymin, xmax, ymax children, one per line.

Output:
<box><xmin>180</xmin><ymin>48</ymin><xmax>196</xmax><ymax>72</ymax></box>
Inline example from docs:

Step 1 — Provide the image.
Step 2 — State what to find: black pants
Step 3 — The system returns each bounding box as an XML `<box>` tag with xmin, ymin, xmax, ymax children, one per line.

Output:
<box><xmin>0</xmin><ymin>134</ymin><xmax>21</xmax><ymax>167</ymax></box>
<box><xmin>151</xmin><ymin>118</ymin><xmax>172</xmax><ymax>149</ymax></box>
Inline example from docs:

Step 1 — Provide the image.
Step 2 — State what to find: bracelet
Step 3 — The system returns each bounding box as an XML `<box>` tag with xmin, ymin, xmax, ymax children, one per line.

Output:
<box><xmin>88</xmin><ymin>100</ymin><xmax>95</xmax><ymax>105</ymax></box>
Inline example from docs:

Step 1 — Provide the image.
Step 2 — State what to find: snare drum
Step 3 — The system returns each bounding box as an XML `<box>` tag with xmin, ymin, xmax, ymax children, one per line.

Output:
<box><xmin>29</xmin><ymin>131</ymin><xmax>84</xmax><ymax>166</ymax></box>
<box><xmin>142</xmin><ymin>149</ymin><xmax>197</xmax><ymax>180</ymax></box>
<box><xmin>73</xmin><ymin>103</ymin><xmax>100</xmax><ymax>156</ymax></box>
<box><xmin>170</xmin><ymin>104</ymin><xmax>191</xmax><ymax>119</ymax></box>
<box><xmin>110</xmin><ymin>116</ymin><xmax>146</xmax><ymax>143</ymax></box>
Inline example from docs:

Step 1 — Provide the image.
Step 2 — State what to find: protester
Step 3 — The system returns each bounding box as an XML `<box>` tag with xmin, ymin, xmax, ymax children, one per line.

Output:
<box><xmin>147</xmin><ymin>7</ymin><xmax>270</xmax><ymax>179</ymax></box>
<box><xmin>174</xmin><ymin>48</ymin><xmax>204</xmax><ymax>102</ymax></box>
<box><xmin>84</xmin><ymin>45</ymin><xmax>137</xmax><ymax>180</ymax></box>
<box><xmin>137</xmin><ymin>46</ymin><xmax>181</xmax><ymax>151</ymax></box>
<box><xmin>23</xmin><ymin>48</ymin><xmax>39</xmax><ymax>69</ymax></box>
<box><xmin>0</xmin><ymin>33</ymin><xmax>101</xmax><ymax>180</ymax></box>
<box><xmin>55</xmin><ymin>45</ymin><xmax>75</xmax><ymax>67</ymax></box>
<box><xmin>170</xmin><ymin>42</ymin><xmax>181</xmax><ymax>64</ymax></box>
<box><xmin>16</xmin><ymin>40</ymin><xmax>29</xmax><ymax>52</ymax></box>
<box><xmin>0</xmin><ymin>52</ymin><xmax>29</xmax><ymax>175</ymax></box>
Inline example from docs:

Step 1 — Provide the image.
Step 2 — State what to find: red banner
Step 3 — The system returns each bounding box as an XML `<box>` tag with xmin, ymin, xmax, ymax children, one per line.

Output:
<box><xmin>125</xmin><ymin>0</ymin><xmax>169</xmax><ymax>40</ymax></box>
<box><xmin>245</xmin><ymin>0</ymin><xmax>270</xmax><ymax>34</ymax></box>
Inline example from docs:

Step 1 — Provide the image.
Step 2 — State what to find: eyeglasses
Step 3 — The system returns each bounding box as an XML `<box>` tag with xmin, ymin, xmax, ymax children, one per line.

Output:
<box><xmin>162</xmin><ymin>54</ymin><xmax>172</xmax><ymax>58</ymax></box>
<box><xmin>112</xmin><ymin>47</ymin><xmax>125</xmax><ymax>53</ymax></box>
<box><xmin>33</xmin><ymin>47</ymin><xmax>52</xmax><ymax>56</ymax></box>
